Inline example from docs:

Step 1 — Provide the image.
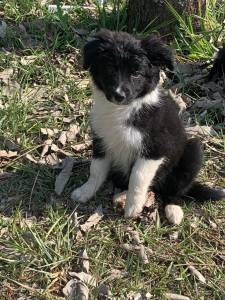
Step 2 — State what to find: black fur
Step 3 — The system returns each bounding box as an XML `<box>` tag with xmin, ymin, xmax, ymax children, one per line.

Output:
<box><xmin>208</xmin><ymin>46</ymin><xmax>225</xmax><ymax>79</ymax></box>
<box><xmin>83</xmin><ymin>29</ymin><xmax>173</xmax><ymax>104</ymax></box>
<box><xmin>84</xmin><ymin>29</ymin><xmax>225</xmax><ymax>206</ymax></box>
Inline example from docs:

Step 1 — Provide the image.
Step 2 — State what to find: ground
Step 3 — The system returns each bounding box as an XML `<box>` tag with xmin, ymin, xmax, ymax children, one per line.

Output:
<box><xmin>0</xmin><ymin>1</ymin><xmax>225</xmax><ymax>300</ymax></box>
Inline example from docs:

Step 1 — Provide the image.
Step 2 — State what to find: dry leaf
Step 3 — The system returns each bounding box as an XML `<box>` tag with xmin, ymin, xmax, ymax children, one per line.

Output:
<box><xmin>69</xmin><ymin>271</ymin><xmax>96</xmax><ymax>287</ymax></box>
<box><xmin>26</xmin><ymin>154</ymin><xmax>38</xmax><ymax>164</ymax></box>
<box><xmin>185</xmin><ymin>125</ymin><xmax>217</xmax><ymax>137</ymax></box>
<box><xmin>108</xmin><ymin>269</ymin><xmax>129</xmax><ymax>280</ymax></box>
<box><xmin>168</xmin><ymin>90</ymin><xmax>187</xmax><ymax>113</ymax></box>
<box><xmin>58</xmin><ymin>131</ymin><xmax>67</xmax><ymax>146</ymax></box>
<box><xmin>39</xmin><ymin>153</ymin><xmax>60</xmax><ymax>166</ymax></box>
<box><xmin>41</xmin><ymin>128</ymin><xmax>59</xmax><ymax>137</ymax></box>
<box><xmin>63</xmin><ymin>279</ymin><xmax>89</xmax><ymax>300</ymax></box>
<box><xmin>0</xmin><ymin>150</ymin><xmax>17</xmax><ymax>158</ymax></box>
<box><xmin>113</xmin><ymin>191</ymin><xmax>155</xmax><ymax>211</ymax></box>
<box><xmin>66</xmin><ymin>124</ymin><xmax>80</xmax><ymax>142</ymax></box>
<box><xmin>20</xmin><ymin>55</ymin><xmax>37</xmax><ymax>65</ymax></box>
<box><xmin>133</xmin><ymin>293</ymin><xmax>145</xmax><ymax>300</ymax></box>
<box><xmin>71</xmin><ymin>141</ymin><xmax>91</xmax><ymax>152</ymax></box>
<box><xmin>76</xmin><ymin>230</ymin><xmax>83</xmax><ymax>242</ymax></box>
<box><xmin>0</xmin><ymin>68</ymin><xmax>13</xmax><ymax>83</ymax></box>
<box><xmin>54</xmin><ymin>157</ymin><xmax>74</xmax><ymax>195</ymax></box>
<box><xmin>80</xmin><ymin>205</ymin><xmax>104</xmax><ymax>232</ymax></box>
<box><xmin>165</xmin><ymin>293</ymin><xmax>190</xmax><ymax>300</ymax></box>
<box><xmin>79</xmin><ymin>249</ymin><xmax>89</xmax><ymax>273</ymax></box>
<box><xmin>40</xmin><ymin>139</ymin><xmax>52</xmax><ymax>157</ymax></box>
<box><xmin>125</xmin><ymin>226</ymin><xmax>141</xmax><ymax>245</ymax></box>
<box><xmin>121</xmin><ymin>243</ymin><xmax>152</xmax><ymax>265</ymax></box>
<box><xmin>169</xmin><ymin>231</ymin><xmax>179</xmax><ymax>241</ymax></box>
<box><xmin>113</xmin><ymin>191</ymin><xmax>126</xmax><ymax>210</ymax></box>
<box><xmin>188</xmin><ymin>265</ymin><xmax>206</xmax><ymax>284</ymax></box>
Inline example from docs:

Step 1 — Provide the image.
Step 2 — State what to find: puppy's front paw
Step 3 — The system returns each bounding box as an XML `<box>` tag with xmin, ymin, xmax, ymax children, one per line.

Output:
<box><xmin>124</xmin><ymin>202</ymin><xmax>143</xmax><ymax>218</ymax></box>
<box><xmin>165</xmin><ymin>204</ymin><xmax>184</xmax><ymax>225</ymax></box>
<box><xmin>71</xmin><ymin>186</ymin><xmax>90</xmax><ymax>203</ymax></box>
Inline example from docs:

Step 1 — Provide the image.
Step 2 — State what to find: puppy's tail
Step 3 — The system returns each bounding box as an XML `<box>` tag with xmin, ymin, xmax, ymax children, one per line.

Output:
<box><xmin>186</xmin><ymin>182</ymin><xmax>225</xmax><ymax>202</ymax></box>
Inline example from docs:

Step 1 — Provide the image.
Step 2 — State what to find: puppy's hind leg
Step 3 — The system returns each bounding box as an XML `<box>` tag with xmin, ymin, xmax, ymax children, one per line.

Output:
<box><xmin>163</xmin><ymin>138</ymin><xmax>202</xmax><ymax>225</ymax></box>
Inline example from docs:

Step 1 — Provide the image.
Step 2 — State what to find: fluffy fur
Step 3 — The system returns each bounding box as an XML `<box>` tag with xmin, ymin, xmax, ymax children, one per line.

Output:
<box><xmin>208</xmin><ymin>46</ymin><xmax>225</xmax><ymax>80</ymax></box>
<box><xmin>71</xmin><ymin>29</ymin><xmax>225</xmax><ymax>223</ymax></box>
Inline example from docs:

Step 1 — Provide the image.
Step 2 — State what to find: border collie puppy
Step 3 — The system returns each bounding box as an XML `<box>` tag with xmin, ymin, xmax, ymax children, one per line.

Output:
<box><xmin>71</xmin><ymin>29</ymin><xmax>225</xmax><ymax>224</ymax></box>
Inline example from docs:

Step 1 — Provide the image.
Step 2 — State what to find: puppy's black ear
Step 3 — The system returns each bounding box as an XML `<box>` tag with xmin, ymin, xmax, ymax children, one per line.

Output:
<box><xmin>141</xmin><ymin>35</ymin><xmax>174</xmax><ymax>71</ymax></box>
<box><xmin>83</xmin><ymin>38</ymin><xmax>100</xmax><ymax>70</ymax></box>
<box><xmin>83</xmin><ymin>29</ymin><xmax>113</xmax><ymax>70</ymax></box>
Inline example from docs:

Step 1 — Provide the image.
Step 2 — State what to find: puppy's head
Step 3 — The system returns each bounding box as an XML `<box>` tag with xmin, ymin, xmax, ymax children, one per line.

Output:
<box><xmin>83</xmin><ymin>29</ymin><xmax>174</xmax><ymax>105</ymax></box>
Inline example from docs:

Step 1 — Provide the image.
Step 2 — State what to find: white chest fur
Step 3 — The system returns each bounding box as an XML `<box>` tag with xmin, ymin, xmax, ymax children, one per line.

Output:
<box><xmin>91</xmin><ymin>85</ymin><xmax>160</xmax><ymax>173</ymax></box>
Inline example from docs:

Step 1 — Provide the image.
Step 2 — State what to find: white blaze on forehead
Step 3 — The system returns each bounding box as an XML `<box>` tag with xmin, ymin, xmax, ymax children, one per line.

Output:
<box><xmin>116</xmin><ymin>86</ymin><xmax>122</xmax><ymax>94</ymax></box>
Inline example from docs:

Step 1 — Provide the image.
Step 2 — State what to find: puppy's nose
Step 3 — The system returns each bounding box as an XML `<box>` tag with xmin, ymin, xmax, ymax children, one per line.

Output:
<box><xmin>114</xmin><ymin>89</ymin><xmax>126</xmax><ymax>102</ymax></box>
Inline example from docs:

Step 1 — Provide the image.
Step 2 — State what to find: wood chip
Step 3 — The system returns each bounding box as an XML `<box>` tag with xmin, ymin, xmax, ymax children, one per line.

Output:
<box><xmin>54</xmin><ymin>157</ymin><xmax>74</xmax><ymax>195</ymax></box>
<box><xmin>188</xmin><ymin>265</ymin><xmax>206</xmax><ymax>284</ymax></box>
<box><xmin>80</xmin><ymin>205</ymin><xmax>104</xmax><ymax>233</ymax></box>
<box><xmin>165</xmin><ymin>293</ymin><xmax>190</xmax><ymax>300</ymax></box>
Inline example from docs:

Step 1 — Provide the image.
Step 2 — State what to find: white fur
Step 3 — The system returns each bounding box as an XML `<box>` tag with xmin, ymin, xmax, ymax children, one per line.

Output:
<box><xmin>71</xmin><ymin>158</ymin><xmax>110</xmax><ymax>203</ymax></box>
<box><xmin>125</xmin><ymin>158</ymin><xmax>164</xmax><ymax>218</ymax></box>
<box><xmin>165</xmin><ymin>204</ymin><xmax>184</xmax><ymax>225</ymax></box>
<box><xmin>91</xmin><ymin>84</ymin><xmax>160</xmax><ymax>173</ymax></box>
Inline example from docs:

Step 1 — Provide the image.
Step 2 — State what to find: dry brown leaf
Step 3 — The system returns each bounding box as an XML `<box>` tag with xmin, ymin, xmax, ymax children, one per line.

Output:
<box><xmin>20</xmin><ymin>55</ymin><xmax>37</xmax><ymax>65</ymax></box>
<box><xmin>69</xmin><ymin>271</ymin><xmax>96</xmax><ymax>287</ymax></box>
<box><xmin>41</xmin><ymin>128</ymin><xmax>59</xmax><ymax>137</ymax></box>
<box><xmin>165</xmin><ymin>293</ymin><xmax>190</xmax><ymax>300</ymax></box>
<box><xmin>76</xmin><ymin>230</ymin><xmax>83</xmax><ymax>242</ymax></box>
<box><xmin>54</xmin><ymin>157</ymin><xmax>74</xmax><ymax>195</ymax></box>
<box><xmin>40</xmin><ymin>139</ymin><xmax>52</xmax><ymax>157</ymax></box>
<box><xmin>58</xmin><ymin>131</ymin><xmax>67</xmax><ymax>146</ymax></box>
<box><xmin>79</xmin><ymin>249</ymin><xmax>89</xmax><ymax>273</ymax></box>
<box><xmin>0</xmin><ymin>150</ymin><xmax>18</xmax><ymax>158</ymax></box>
<box><xmin>113</xmin><ymin>191</ymin><xmax>155</xmax><ymax>211</ymax></box>
<box><xmin>169</xmin><ymin>231</ymin><xmax>179</xmax><ymax>241</ymax></box>
<box><xmin>26</xmin><ymin>154</ymin><xmax>38</xmax><ymax>164</ymax></box>
<box><xmin>63</xmin><ymin>279</ymin><xmax>89</xmax><ymax>300</ymax></box>
<box><xmin>80</xmin><ymin>205</ymin><xmax>104</xmax><ymax>233</ymax></box>
<box><xmin>188</xmin><ymin>265</ymin><xmax>206</xmax><ymax>284</ymax></box>
<box><xmin>0</xmin><ymin>67</ymin><xmax>13</xmax><ymax>83</ymax></box>
<box><xmin>185</xmin><ymin>125</ymin><xmax>218</xmax><ymax>137</ymax></box>
<box><xmin>66</xmin><ymin>124</ymin><xmax>80</xmax><ymax>142</ymax></box>
<box><xmin>71</xmin><ymin>141</ymin><xmax>91</xmax><ymax>152</ymax></box>
<box><xmin>125</xmin><ymin>227</ymin><xmax>141</xmax><ymax>245</ymax></box>
<box><xmin>121</xmin><ymin>243</ymin><xmax>152</xmax><ymax>264</ymax></box>
<box><xmin>39</xmin><ymin>153</ymin><xmax>60</xmax><ymax>166</ymax></box>
<box><xmin>108</xmin><ymin>269</ymin><xmax>129</xmax><ymax>280</ymax></box>
<box><xmin>168</xmin><ymin>90</ymin><xmax>187</xmax><ymax>113</ymax></box>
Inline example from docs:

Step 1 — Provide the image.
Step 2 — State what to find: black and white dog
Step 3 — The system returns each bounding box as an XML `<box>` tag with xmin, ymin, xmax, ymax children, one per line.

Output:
<box><xmin>71</xmin><ymin>29</ymin><xmax>225</xmax><ymax>224</ymax></box>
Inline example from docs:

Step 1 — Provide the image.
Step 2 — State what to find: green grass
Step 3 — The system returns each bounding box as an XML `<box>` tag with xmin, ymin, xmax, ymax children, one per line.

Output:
<box><xmin>0</xmin><ymin>0</ymin><xmax>224</xmax><ymax>299</ymax></box>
